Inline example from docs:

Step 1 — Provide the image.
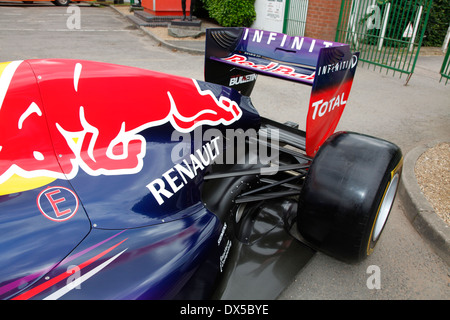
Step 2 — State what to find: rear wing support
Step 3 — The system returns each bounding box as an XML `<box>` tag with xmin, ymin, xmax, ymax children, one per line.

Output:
<box><xmin>205</xmin><ymin>28</ymin><xmax>359</xmax><ymax>157</ymax></box>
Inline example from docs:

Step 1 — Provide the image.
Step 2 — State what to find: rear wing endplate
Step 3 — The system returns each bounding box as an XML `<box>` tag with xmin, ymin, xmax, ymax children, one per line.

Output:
<box><xmin>205</xmin><ymin>28</ymin><xmax>359</xmax><ymax>156</ymax></box>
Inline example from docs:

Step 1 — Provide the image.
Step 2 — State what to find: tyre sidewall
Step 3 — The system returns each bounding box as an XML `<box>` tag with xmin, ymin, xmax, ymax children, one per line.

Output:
<box><xmin>297</xmin><ymin>132</ymin><xmax>402</xmax><ymax>262</ymax></box>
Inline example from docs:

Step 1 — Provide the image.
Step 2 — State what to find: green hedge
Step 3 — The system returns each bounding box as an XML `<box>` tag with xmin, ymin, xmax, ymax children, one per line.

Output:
<box><xmin>423</xmin><ymin>0</ymin><xmax>450</xmax><ymax>47</ymax></box>
<box><xmin>356</xmin><ymin>0</ymin><xmax>449</xmax><ymax>48</ymax></box>
<box><xmin>201</xmin><ymin>0</ymin><xmax>256</xmax><ymax>27</ymax></box>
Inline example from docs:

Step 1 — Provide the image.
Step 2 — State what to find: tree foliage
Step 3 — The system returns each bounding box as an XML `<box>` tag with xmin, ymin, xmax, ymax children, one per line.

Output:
<box><xmin>423</xmin><ymin>0</ymin><xmax>450</xmax><ymax>47</ymax></box>
<box><xmin>201</xmin><ymin>0</ymin><xmax>256</xmax><ymax>27</ymax></box>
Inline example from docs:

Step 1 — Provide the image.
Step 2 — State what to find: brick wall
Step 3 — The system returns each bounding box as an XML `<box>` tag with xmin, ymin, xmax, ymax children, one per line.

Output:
<box><xmin>304</xmin><ymin>0</ymin><xmax>342</xmax><ymax>41</ymax></box>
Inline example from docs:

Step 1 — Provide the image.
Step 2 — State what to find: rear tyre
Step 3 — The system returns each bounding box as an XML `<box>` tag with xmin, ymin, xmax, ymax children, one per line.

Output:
<box><xmin>297</xmin><ymin>132</ymin><xmax>402</xmax><ymax>263</ymax></box>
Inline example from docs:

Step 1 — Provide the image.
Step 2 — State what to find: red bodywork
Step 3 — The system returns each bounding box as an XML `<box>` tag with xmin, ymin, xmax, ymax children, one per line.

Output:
<box><xmin>0</xmin><ymin>59</ymin><xmax>242</xmax><ymax>194</ymax></box>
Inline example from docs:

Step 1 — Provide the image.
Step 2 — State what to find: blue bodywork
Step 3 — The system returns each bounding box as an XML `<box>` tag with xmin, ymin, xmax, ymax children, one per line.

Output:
<box><xmin>0</xmin><ymin>82</ymin><xmax>266</xmax><ymax>299</ymax></box>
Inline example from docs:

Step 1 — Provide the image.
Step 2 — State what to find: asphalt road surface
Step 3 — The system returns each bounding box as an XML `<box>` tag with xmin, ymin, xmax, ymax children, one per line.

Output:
<box><xmin>0</xmin><ymin>2</ymin><xmax>448</xmax><ymax>300</ymax></box>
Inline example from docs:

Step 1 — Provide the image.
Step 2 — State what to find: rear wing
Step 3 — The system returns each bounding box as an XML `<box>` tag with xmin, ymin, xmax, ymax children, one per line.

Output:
<box><xmin>205</xmin><ymin>28</ymin><xmax>359</xmax><ymax>156</ymax></box>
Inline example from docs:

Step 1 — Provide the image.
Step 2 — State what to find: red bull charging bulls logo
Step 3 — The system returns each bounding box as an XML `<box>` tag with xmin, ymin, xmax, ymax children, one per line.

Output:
<box><xmin>0</xmin><ymin>60</ymin><xmax>242</xmax><ymax>195</ymax></box>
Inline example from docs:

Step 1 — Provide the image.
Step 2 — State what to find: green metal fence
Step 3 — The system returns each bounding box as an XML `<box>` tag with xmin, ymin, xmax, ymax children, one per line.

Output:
<box><xmin>440</xmin><ymin>48</ymin><xmax>450</xmax><ymax>84</ymax></box>
<box><xmin>335</xmin><ymin>0</ymin><xmax>433</xmax><ymax>84</ymax></box>
<box><xmin>283</xmin><ymin>0</ymin><xmax>309</xmax><ymax>36</ymax></box>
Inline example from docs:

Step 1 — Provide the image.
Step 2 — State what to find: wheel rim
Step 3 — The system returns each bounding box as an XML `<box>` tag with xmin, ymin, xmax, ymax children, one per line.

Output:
<box><xmin>372</xmin><ymin>173</ymin><xmax>399</xmax><ymax>241</ymax></box>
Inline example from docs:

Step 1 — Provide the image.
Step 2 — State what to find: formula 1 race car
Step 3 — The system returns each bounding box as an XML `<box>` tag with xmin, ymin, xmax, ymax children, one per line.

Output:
<box><xmin>0</xmin><ymin>28</ymin><xmax>402</xmax><ymax>300</ymax></box>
